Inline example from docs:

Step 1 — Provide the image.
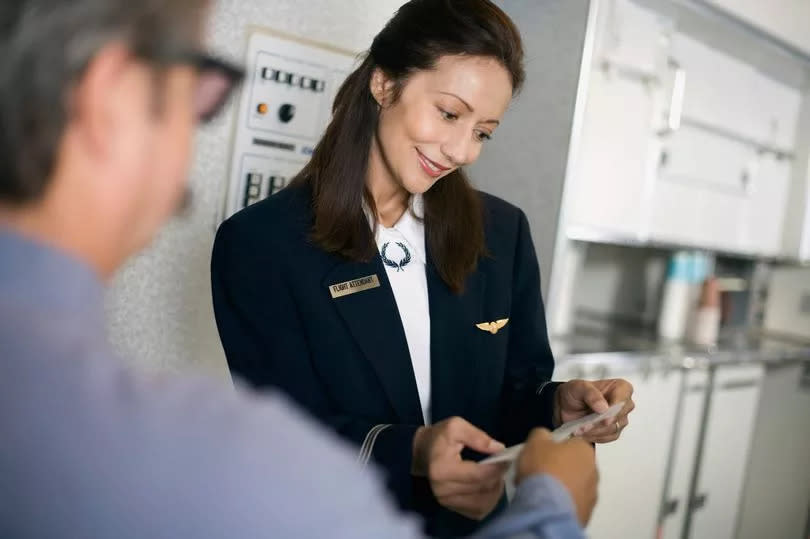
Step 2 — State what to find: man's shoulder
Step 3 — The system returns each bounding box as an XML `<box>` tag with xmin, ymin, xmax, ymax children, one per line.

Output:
<box><xmin>0</xmin><ymin>303</ymin><xmax>418</xmax><ymax>537</ymax></box>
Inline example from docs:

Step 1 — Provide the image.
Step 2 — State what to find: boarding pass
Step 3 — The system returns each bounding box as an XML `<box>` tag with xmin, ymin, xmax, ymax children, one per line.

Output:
<box><xmin>479</xmin><ymin>401</ymin><xmax>626</xmax><ymax>465</ymax></box>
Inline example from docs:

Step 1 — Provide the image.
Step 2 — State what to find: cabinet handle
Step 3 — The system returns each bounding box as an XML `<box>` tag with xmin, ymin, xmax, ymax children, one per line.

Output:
<box><xmin>662</xmin><ymin>498</ymin><xmax>679</xmax><ymax>517</ymax></box>
<box><xmin>740</xmin><ymin>170</ymin><xmax>750</xmax><ymax>190</ymax></box>
<box><xmin>659</xmin><ymin>149</ymin><xmax>669</xmax><ymax>168</ymax></box>
<box><xmin>659</xmin><ymin>58</ymin><xmax>686</xmax><ymax>135</ymax></box>
<box><xmin>689</xmin><ymin>493</ymin><xmax>708</xmax><ymax>511</ymax></box>
<box><xmin>720</xmin><ymin>379</ymin><xmax>759</xmax><ymax>390</ymax></box>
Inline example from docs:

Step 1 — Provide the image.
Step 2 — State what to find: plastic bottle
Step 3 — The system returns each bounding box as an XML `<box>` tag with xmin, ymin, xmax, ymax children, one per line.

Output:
<box><xmin>684</xmin><ymin>252</ymin><xmax>711</xmax><ymax>337</ymax></box>
<box><xmin>690</xmin><ymin>276</ymin><xmax>721</xmax><ymax>347</ymax></box>
<box><xmin>658</xmin><ymin>251</ymin><xmax>692</xmax><ymax>341</ymax></box>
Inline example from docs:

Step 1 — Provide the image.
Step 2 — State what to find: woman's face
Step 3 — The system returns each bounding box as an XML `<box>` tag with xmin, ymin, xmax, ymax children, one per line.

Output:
<box><xmin>370</xmin><ymin>55</ymin><xmax>513</xmax><ymax>195</ymax></box>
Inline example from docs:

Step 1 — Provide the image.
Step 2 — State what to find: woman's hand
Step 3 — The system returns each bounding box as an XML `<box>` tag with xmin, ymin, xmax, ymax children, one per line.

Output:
<box><xmin>554</xmin><ymin>378</ymin><xmax>635</xmax><ymax>444</ymax></box>
<box><xmin>412</xmin><ymin>416</ymin><xmax>509</xmax><ymax>520</ymax></box>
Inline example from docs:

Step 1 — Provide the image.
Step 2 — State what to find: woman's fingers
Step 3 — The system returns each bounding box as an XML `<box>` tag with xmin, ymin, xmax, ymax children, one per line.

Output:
<box><xmin>442</xmin><ymin>416</ymin><xmax>505</xmax><ymax>455</ymax></box>
<box><xmin>584</xmin><ymin>415</ymin><xmax>630</xmax><ymax>443</ymax></box>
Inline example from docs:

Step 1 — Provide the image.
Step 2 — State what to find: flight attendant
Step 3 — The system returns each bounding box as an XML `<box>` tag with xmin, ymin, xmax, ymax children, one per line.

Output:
<box><xmin>212</xmin><ymin>0</ymin><xmax>634</xmax><ymax>536</ymax></box>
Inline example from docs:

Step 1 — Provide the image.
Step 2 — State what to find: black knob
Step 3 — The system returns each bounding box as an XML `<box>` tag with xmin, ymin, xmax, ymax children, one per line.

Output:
<box><xmin>278</xmin><ymin>104</ymin><xmax>296</xmax><ymax>124</ymax></box>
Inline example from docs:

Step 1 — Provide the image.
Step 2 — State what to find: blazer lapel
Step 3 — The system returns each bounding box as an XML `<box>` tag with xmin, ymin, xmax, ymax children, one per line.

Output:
<box><xmin>426</xmin><ymin>255</ymin><xmax>487</xmax><ymax>424</ymax></box>
<box><xmin>323</xmin><ymin>257</ymin><xmax>424</xmax><ymax>425</ymax></box>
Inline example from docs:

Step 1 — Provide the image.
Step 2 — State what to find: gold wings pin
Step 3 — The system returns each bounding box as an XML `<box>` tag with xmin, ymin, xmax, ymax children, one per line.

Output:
<box><xmin>476</xmin><ymin>318</ymin><xmax>509</xmax><ymax>335</ymax></box>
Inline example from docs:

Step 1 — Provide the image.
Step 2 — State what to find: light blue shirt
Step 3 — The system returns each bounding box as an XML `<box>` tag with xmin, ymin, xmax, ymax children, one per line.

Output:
<box><xmin>0</xmin><ymin>227</ymin><xmax>584</xmax><ymax>539</ymax></box>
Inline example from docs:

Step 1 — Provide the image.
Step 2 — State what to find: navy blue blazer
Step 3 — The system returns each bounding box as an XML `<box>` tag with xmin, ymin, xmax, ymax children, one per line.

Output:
<box><xmin>211</xmin><ymin>183</ymin><xmax>561</xmax><ymax>537</ymax></box>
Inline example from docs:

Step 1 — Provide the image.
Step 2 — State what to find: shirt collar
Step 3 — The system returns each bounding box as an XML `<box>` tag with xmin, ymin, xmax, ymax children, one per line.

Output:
<box><xmin>366</xmin><ymin>194</ymin><xmax>426</xmax><ymax>265</ymax></box>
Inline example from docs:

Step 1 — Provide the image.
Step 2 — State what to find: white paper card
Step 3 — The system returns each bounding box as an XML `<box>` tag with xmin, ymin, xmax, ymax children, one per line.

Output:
<box><xmin>479</xmin><ymin>401</ymin><xmax>626</xmax><ymax>465</ymax></box>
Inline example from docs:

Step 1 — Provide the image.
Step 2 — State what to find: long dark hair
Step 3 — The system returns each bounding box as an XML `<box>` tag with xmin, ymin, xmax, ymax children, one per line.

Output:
<box><xmin>293</xmin><ymin>0</ymin><xmax>524</xmax><ymax>293</ymax></box>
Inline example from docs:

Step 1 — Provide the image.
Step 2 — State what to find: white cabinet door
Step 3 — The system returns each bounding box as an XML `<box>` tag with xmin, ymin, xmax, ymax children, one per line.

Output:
<box><xmin>566</xmin><ymin>0</ymin><xmax>666</xmax><ymax>238</ymax></box>
<box><xmin>660</xmin><ymin>369</ymin><xmax>710</xmax><ymax>539</ymax></box>
<box><xmin>587</xmin><ymin>367</ymin><xmax>682</xmax><ymax>539</ymax></box>
<box><xmin>646</xmin><ymin>170</ymin><xmax>702</xmax><ymax>245</ymax></box>
<box><xmin>595</xmin><ymin>0</ymin><xmax>668</xmax><ymax>72</ymax></box>
<box><xmin>571</xmin><ymin>9</ymin><xmax>803</xmax><ymax>253</ymax></box>
<box><xmin>671</xmin><ymin>34</ymin><xmax>761</xmax><ymax>141</ymax></box>
<box><xmin>568</xmin><ymin>69</ymin><xmax>658</xmax><ymax>237</ymax></box>
<box><xmin>688</xmin><ymin>364</ymin><xmax>764</xmax><ymax>539</ymax></box>
<box><xmin>650</xmin><ymin>125</ymin><xmax>754</xmax><ymax>250</ymax></box>
<box><xmin>739</xmin><ymin>73</ymin><xmax>799</xmax><ymax>256</ymax></box>
<box><xmin>650</xmin><ymin>33</ymin><xmax>801</xmax><ymax>255</ymax></box>
<box><xmin>749</xmin><ymin>71</ymin><xmax>802</xmax><ymax>151</ymax></box>
<box><xmin>740</xmin><ymin>155</ymin><xmax>792</xmax><ymax>255</ymax></box>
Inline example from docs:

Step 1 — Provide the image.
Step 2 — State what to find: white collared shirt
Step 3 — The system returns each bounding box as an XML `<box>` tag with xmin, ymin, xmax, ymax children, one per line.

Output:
<box><xmin>368</xmin><ymin>195</ymin><xmax>431</xmax><ymax>425</ymax></box>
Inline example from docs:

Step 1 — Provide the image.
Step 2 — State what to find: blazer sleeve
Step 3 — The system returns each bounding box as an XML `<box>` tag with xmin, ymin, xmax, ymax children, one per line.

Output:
<box><xmin>210</xmin><ymin>218</ymin><xmax>420</xmax><ymax>511</ymax></box>
<box><xmin>496</xmin><ymin>210</ymin><xmax>561</xmax><ymax>446</ymax></box>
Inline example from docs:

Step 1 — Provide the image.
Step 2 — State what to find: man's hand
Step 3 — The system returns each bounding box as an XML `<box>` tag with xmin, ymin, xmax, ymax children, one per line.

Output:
<box><xmin>516</xmin><ymin>428</ymin><xmax>599</xmax><ymax>526</ymax></box>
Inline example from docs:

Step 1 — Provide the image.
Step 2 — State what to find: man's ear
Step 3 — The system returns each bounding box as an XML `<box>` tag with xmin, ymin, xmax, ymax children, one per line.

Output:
<box><xmin>370</xmin><ymin>67</ymin><xmax>396</xmax><ymax>108</ymax></box>
<box><xmin>69</xmin><ymin>43</ymin><xmax>138</xmax><ymax>159</ymax></box>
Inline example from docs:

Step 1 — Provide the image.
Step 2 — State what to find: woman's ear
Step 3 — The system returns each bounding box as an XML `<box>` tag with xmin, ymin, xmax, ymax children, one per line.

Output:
<box><xmin>370</xmin><ymin>68</ymin><xmax>394</xmax><ymax>108</ymax></box>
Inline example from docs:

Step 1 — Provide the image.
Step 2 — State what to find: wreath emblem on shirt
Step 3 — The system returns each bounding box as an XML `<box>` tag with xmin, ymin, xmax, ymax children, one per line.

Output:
<box><xmin>381</xmin><ymin>242</ymin><xmax>412</xmax><ymax>272</ymax></box>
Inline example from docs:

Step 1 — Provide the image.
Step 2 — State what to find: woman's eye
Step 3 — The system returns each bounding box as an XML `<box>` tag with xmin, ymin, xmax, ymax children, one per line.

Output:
<box><xmin>439</xmin><ymin>109</ymin><xmax>458</xmax><ymax>121</ymax></box>
<box><xmin>476</xmin><ymin>131</ymin><xmax>493</xmax><ymax>142</ymax></box>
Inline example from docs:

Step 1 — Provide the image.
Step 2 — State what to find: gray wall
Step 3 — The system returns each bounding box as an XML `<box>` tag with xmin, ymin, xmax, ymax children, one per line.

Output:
<box><xmin>105</xmin><ymin>0</ymin><xmax>407</xmax><ymax>380</ymax></box>
<box><xmin>467</xmin><ymin>0</ymin><xmax>591</xmax><ymax>299</ymax></box>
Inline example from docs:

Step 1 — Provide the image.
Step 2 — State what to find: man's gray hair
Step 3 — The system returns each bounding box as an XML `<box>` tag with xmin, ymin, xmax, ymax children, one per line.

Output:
<box><xmin>0</xmin><ymin>0</ymin><xmax>208</xmax><ymax>204</ymax></box>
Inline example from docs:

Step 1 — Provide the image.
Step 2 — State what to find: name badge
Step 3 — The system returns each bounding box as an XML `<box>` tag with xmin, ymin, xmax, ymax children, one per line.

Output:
<box><xmin>329</xmin><ymin>274</ymin><xmax>381</xmax><ymax>299</ymax></box>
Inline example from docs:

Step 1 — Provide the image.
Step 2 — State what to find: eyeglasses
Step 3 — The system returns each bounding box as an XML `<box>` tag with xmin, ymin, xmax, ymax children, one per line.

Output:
<box><xmin>157</xmin><ymin>51</ymin><xmax>245</xmax><ymax>123</ymax></box>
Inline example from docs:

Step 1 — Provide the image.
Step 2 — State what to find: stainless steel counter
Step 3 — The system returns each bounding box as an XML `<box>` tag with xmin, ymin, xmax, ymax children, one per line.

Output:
<box><xmin>552</xmin><ymin>329</ymin><xmax>810</xmax><ymax>369</ymax></box>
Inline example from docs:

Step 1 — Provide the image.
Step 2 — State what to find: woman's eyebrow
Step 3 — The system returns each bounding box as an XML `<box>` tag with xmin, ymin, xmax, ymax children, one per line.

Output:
<box><xmin>438</xmin><ymin>91</ymin><xmax>500</xmax><ymax>125</ymax></box>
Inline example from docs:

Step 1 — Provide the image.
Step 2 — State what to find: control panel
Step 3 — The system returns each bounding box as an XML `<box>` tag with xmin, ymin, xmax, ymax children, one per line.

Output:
<box><xmin>222</xmin><ymin>30</ymin><xmax>356</xmax><ymax>220</ymax></box>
